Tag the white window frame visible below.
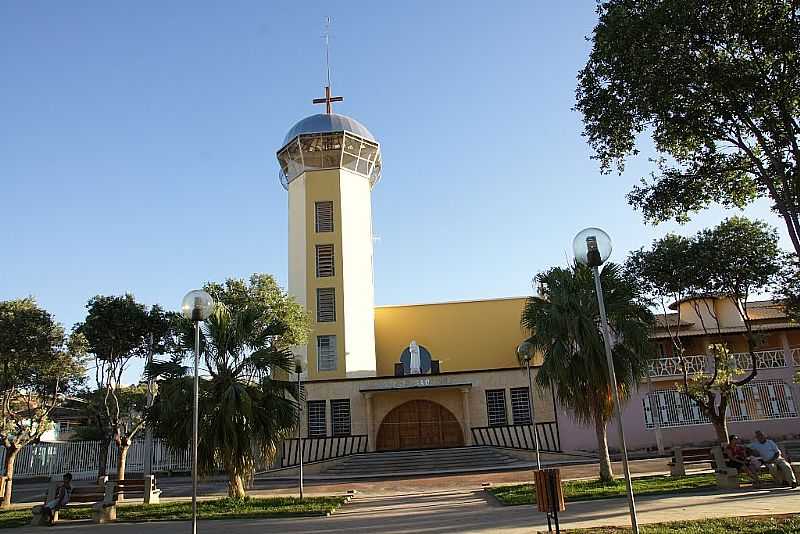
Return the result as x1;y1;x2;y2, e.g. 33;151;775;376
316;288;336;322
317;335;337;371
486;389;507;427
315;201;334;233
510;387;532;425
307;400;326;438
316;244;335;277
330;399;351;437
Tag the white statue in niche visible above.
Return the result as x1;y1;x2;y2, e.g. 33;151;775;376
409;340;421;375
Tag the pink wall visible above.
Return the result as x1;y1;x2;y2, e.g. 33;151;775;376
557;366;800;453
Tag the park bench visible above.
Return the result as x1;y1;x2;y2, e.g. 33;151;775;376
30;475;161;526
668;446;714;476
94;475;162;523
709;446;743;489
779;440;800;479
31;478;107;525
712;441;800;489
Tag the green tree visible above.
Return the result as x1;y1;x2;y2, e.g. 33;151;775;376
626;217;786;442
522;263;652;482
0;299;86;507
576;0;800;255
147;274;307;498
75;295;174;481
204;273;309;348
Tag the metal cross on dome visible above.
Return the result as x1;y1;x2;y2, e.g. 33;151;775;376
313;85;343;114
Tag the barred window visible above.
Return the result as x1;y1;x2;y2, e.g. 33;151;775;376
317;335;337;371
316;288;336;322
486;389;507;426
316;244;335;277
510;387;531;425
307;400;326;438
643;379;798;430
315;201;334;232
330;399;351;436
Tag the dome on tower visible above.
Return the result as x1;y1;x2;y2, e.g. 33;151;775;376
277;111;382;190
282;113;376;146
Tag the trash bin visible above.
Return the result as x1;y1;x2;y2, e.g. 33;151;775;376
534;468;565;532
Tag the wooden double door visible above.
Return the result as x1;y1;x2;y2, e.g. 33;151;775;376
376;399;464;451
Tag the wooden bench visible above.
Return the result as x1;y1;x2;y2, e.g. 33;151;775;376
31;478;108;526
669;446;714;476
94;475;161;523
94;476;162;523
709;446;743;489
779;440;800;479
712;442;800;489
31;475;161;526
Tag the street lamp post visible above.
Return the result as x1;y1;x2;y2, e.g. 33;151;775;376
295;358;304;500
572;228;639;534
181;290;215;534
516;341;541;469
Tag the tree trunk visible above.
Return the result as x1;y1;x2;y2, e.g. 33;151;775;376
709;415;729;445
1;447;18;508
116;442;130;482
97;437;111;482
227;469;247;499
594;417;614;483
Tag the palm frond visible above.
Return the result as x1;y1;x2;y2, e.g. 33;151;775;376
523;262;653;426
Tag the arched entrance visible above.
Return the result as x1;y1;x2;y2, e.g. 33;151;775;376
376;399;464;451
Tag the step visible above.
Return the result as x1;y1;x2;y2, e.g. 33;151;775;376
321;446;526;476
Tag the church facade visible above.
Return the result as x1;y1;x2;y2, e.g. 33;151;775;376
274;95;800;469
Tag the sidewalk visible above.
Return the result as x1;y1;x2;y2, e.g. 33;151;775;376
9;457;673;504
11;485;799;533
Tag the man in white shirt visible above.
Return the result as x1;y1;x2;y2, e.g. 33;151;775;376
749;430;797;488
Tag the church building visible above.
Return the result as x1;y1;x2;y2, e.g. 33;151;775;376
274;89;800;469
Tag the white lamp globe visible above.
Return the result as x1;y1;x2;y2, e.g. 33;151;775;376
573;227;612;267
181;290;215;322
516;341;534;363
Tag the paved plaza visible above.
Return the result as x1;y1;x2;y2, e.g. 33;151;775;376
10;458;669;504
10;485;800;533
9;458;799;533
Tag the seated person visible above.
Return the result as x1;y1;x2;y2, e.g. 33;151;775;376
41;472;73;525
749;430;798;489
724;434;760;486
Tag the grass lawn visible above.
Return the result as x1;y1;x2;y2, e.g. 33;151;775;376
567;514;800;533
489;473;772;506
0;496;346;529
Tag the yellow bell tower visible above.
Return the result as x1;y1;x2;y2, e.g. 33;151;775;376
277;86;381;380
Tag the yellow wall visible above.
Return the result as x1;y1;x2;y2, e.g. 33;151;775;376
301;169;346;380
290;167;378;380
374;297;535;376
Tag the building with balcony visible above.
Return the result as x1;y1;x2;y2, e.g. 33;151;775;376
276;91;799;468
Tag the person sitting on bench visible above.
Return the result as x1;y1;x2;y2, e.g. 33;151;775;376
41;472;73;525
724;435;761;486
749;431;798;489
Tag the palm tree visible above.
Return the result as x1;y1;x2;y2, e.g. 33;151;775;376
147;304;298;498
521;262;652;482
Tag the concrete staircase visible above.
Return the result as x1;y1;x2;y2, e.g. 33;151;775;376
321;446;525;477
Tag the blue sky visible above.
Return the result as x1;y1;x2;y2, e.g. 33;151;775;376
0;2;785;382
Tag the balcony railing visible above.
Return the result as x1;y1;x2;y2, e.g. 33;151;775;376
732;350;786;370
649;348;796;378
648;355;705;377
